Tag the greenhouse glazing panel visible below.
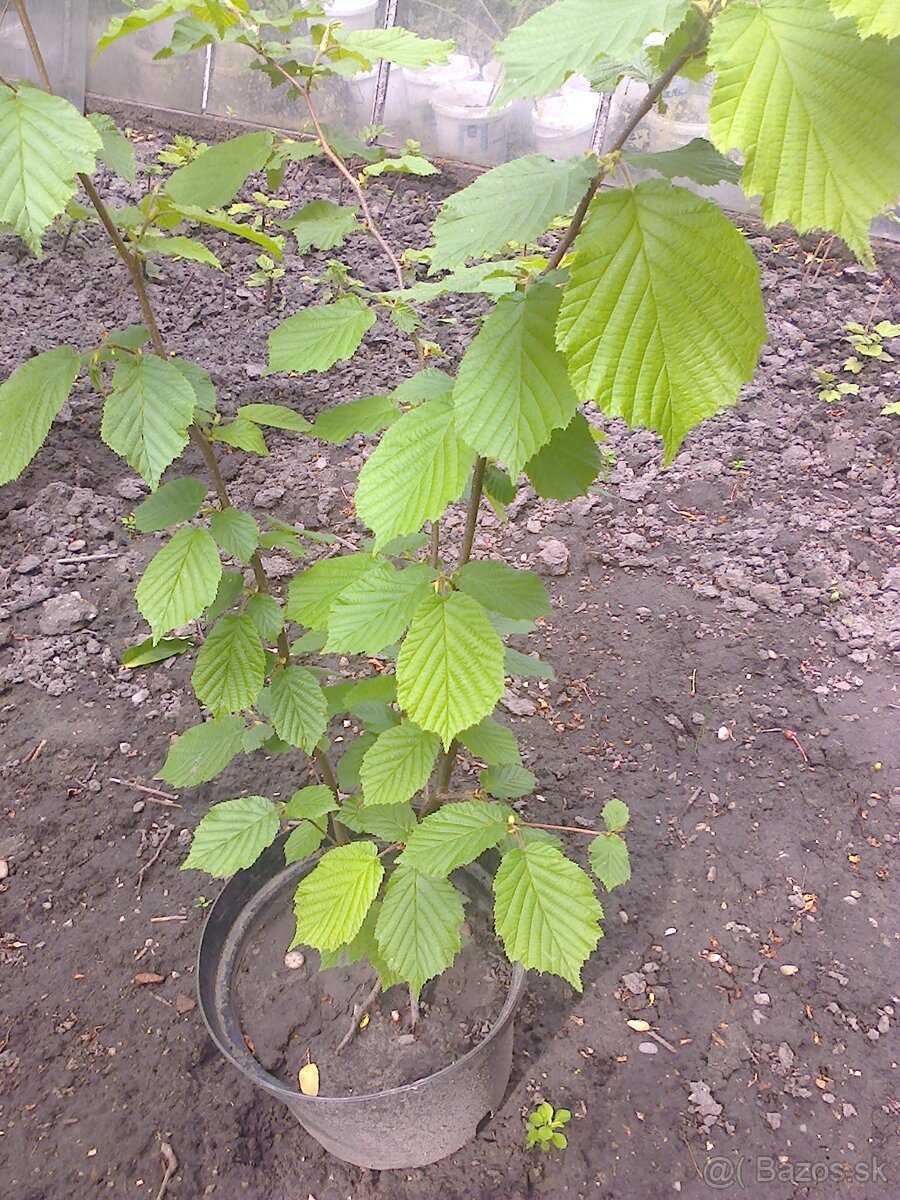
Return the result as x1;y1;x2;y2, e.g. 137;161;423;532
0;0;87;108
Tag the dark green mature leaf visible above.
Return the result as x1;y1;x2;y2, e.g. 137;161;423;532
454;283;578;478
171;358;217;418
557;181;766;464
157;714;246;787
375;865;464;997
430;155;597;272
192;614;265;714
206;569;244;622
166;131;274;209
0;348;80;486
0;85;101;253
267;297;376;374
360;722;440;807
481;763;537;799
283;785;337;864
245;593;284;642
292;842;384;952
136;526;222;639
285;553;380;629
459;717;521;766
101;356;196;489
311;393;400;443
324;563;432;655
493;842;604;990
134;477;207;532
397;592;506;748
504;647;556;681
280;200;361;252
183;795;280;877
284;821;326;865
525;412;601;501
588;832;631;890
400;800;511;877
456;561;550;621
210;508;259;563
268;666;328;752
122;635;192;668
623;138;742;186
337;733;377;792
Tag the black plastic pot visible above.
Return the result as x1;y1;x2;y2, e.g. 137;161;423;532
197;838;526;1169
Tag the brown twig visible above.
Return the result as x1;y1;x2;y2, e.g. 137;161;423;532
335;979;382;1055
155;1141;178;1200
137;826;172;896
110;778;182;807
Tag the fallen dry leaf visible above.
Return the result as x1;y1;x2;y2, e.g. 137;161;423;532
299;1062;320;1096
133;972;165;986
626;1019;651;1032
175;993;196;1015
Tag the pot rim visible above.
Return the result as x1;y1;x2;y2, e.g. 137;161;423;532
197;851;527;1107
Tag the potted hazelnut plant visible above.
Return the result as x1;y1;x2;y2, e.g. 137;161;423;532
1;0;896;1172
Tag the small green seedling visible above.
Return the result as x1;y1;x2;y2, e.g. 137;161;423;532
246;253;286;309
157;134;208;167
815;369;859;403
843;320;899;372
196;895;213;910
526;1103;571;1152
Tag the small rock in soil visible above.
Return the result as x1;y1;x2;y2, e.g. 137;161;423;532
765;1112;782;1130
537;538;569;576
174;993;196;1015
133;972;165;986
638;1042;658;1055
115;476;146;501
38;591;97;636
284;951;305;970
16;555;41;575
622;972;647;995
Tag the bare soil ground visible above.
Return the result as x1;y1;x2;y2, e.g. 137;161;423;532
1;130;898;1200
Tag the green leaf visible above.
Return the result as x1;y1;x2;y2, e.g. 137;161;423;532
268;666;328;752
504;647;556;681
280;199;361;252
157;714;246;787
192;614;265;715
210;508;259;563
207;568;244;622
0;85;101;254
291;842;384;952
830;0;900;39
339;797;418;842
95;1;195;51
211;418;269;455
122;635;192;668
454;284;578;478
391;368;455;406
360;722;440;807
336;27;454;69
284;821;327;865
133;477;207;532
337;733;376;792
355;396;475;550
319;902;401;989
165;201;284;257
101;355;196;489
324;563;431;655
166;132;274;209
481;763;537;800
602;797;630;832
588;832;631;890
245;593;284;641
183;795;279;877
374;865;464;998
171;358;217;419
431;155;597;272
284;785;338;822
363;153;438;179
707;0;900;265
483;464;516;511
267;297;376;374
285;553;380;629
556;181;766;464
525;411;601;501
136;526;222;639
140;234;222;268
0;347;80;486
623;138;742;186
236;402;312;432
311;393;400;443
459;717;521;766
87;112;137;183
456;561;550;621
242;722;273;752
400;800;511;877
493;0;690;105
493;843;603;990
397;592;506;749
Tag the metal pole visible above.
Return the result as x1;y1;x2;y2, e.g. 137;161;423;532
371;0;399;131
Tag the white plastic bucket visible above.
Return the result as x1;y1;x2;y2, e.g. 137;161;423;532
431;80;509;166
532;91;600;160
402;54;479;116
324;0;378;33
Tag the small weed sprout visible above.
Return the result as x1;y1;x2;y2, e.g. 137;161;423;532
526;1103;571;1152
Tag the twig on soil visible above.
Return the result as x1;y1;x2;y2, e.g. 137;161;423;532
336;979;382;1055
155;1140;178;1200
645;1029;678;1055
150;914;189;923
110;778;181;807
137;826;172;896
57;552;120;565
25;739;47;763
682;1136;704;1182
409;988;420;1034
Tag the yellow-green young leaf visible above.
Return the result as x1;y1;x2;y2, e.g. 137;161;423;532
192;614;265;715
280;199;362;252
454;284;579;478
480;763;537;800
557;181;766;464
210;508;259;563
374;865;464;998
588;832;631;890
455;561;550;621
493;843;604;990
183;795;279;877
101;356;197;489
284;821;327;865
236;403;312;432
459;717;521;766
708;0;900;265
292;842;384;952
324;563;432;655
830;0;900;38
211;418;269;455
602;797;630;832
136;526;222;639
339;797;418;842
355;396;476;550
0;347;80;486
95;1;196;51
140;234;222;269
134;477;207;532
0;85;101;254
283;786;337;862
166;131;274;209
163;201;284;258
285;554;380;629
319;902;401;989
400;800;511;877
525;411;601;501
311;393;400;443
268;666;327;752
493;0;690;105
267;297;376;374
87;112;137;183
360;722;440;807
397;592;506;749
121;635;192;668
336;27;454;69
172;358;217;419
430;154;597;272
157;714;246;787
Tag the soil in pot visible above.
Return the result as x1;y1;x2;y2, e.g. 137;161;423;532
232;897;513;1097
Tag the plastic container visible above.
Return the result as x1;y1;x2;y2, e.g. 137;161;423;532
402;54;479;118
197;838;526;1170
324;0;379;33
431;80;510;167
532;90;600;160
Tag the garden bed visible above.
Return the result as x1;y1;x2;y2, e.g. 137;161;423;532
0;134;897;1200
